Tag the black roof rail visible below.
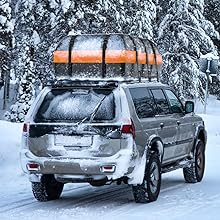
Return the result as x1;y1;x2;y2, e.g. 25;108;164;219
47;78;152;89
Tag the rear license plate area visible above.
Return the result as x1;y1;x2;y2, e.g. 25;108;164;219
55;135;92;148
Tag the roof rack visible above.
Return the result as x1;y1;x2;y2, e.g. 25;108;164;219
53;33;162;82
49;78;150;89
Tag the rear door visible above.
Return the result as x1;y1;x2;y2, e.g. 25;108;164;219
31;87;121;157
164;89;195;157
129;87;178;163
150;89;178;163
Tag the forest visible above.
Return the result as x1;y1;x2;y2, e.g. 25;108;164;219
0;0;219;121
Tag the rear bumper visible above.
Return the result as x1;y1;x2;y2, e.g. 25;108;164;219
21;149;134;183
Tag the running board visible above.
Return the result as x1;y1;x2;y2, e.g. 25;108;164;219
162;158;193;173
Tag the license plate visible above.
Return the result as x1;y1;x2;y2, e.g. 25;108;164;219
55;135;92;146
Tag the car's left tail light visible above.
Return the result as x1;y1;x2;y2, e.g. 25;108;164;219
22;123;29;149
23;123;29;133
121;119;135;138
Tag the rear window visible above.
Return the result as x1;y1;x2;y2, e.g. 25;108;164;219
35;88;115;122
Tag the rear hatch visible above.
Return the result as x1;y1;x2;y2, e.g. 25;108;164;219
28;86;122;158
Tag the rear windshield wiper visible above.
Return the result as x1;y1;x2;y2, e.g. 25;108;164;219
75;94;108;129
89;95;108;122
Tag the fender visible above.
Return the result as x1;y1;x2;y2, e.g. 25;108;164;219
128;135;164;185
146;135;164;162
192;125;207;153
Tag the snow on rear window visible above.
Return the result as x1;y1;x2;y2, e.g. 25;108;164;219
35;88;115;122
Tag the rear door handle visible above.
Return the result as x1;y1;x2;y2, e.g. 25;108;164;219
160;123;164;128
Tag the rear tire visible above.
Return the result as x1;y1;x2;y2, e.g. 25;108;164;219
183;139;205;183
132;153;161;203
32;174;64;202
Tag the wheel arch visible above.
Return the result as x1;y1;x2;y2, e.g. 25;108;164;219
147;135;164;162
128;135;164;185
193;125;207;152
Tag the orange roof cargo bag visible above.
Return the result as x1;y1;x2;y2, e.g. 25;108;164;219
53;34;162;81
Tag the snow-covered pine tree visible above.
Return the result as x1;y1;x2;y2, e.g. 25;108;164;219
204;0;220;97
204;0;220;49
157;0;219;100
0;0;13;104
70;0;156;39
5;0;36;122
33;0;76;85
123;0;156;39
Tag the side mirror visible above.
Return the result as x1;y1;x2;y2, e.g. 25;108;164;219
185;101;194;114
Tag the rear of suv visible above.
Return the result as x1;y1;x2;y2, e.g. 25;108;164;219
21;79;206;203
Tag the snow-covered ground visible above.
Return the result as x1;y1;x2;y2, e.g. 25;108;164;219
0;96;220;220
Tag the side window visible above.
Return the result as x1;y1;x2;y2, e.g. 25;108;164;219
165;89;183;113
129;87;155;118
150;89;170;115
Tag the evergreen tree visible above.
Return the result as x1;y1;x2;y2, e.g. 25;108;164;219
0;0;13;102
157;0;219;100
70;0;156;39
33;0;75;85
204;0;220;97
204;0;220;45
5;0;36;121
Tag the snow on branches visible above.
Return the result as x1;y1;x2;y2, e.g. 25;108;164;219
157;0;219;100
3;0;220;121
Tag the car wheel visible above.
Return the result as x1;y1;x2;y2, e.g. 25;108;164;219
32;174;64;202
183;139;205;183
132;153;161;203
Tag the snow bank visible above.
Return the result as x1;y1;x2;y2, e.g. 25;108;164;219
0;122;23;179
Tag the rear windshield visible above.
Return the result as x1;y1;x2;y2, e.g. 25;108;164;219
35;88;115;122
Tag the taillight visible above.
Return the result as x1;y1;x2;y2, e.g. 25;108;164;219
121;119;135;138
23;123;29;133
22;123;29;149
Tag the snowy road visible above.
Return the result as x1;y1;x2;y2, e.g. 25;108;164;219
1;98;220;220
1;169;220;220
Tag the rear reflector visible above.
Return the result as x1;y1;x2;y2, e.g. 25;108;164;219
100;165;116;173
26;163;40;171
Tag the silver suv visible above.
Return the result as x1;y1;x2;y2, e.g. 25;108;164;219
21;79;206;203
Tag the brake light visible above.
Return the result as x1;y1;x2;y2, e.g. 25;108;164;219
121;119;135;138
23;123;29;133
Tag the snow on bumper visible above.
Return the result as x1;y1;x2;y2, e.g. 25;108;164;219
20;148;134;182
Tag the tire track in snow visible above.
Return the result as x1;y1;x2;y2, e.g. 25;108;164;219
102;182;186;218
0;184;130;214
0;179;189;215
0;184;90;213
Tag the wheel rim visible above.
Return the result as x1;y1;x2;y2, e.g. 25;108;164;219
196;145;205;178
149;161;159;194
